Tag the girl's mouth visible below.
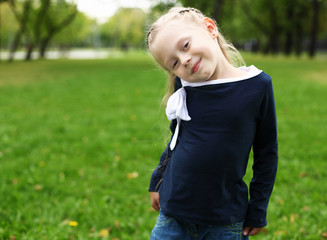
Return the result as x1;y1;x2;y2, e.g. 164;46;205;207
191;58;201;74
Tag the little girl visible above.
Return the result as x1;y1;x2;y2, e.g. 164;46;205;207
146;7;278;240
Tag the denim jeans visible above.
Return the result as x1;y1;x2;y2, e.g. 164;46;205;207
150;211;249;240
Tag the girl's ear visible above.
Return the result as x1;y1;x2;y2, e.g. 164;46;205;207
203;17;218;39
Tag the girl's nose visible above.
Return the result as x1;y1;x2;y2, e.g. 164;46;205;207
183;56;191;67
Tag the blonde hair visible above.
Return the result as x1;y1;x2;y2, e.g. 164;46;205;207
146;7;245;105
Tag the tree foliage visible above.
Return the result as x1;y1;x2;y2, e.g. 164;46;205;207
100;8;146;49
52;11;95;48
146;1;177;29
0;3;18;48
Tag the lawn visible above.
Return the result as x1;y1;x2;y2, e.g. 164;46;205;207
0;52;326;239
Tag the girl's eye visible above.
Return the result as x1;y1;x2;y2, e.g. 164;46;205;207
183;42;189;50
173;60;178;69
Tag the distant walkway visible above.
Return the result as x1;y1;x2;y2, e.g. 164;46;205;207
0;49;123;60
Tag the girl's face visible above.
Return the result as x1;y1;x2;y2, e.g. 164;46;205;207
150;18;224;83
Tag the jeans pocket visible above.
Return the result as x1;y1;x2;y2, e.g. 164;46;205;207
223;221;246;240
224;221;243;233
155;211;173;227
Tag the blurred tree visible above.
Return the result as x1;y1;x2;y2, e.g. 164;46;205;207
0;1;18;57
38;0;77;58
5;0;77;61
309;0;319;57
25;0;51;59
100;8;146;49
28;0;78;59
150;1;177;13
146;1;177;28
239;0;286;54
7;0;32;61
179;0;224;21
53;11;95;50
281;0;309;56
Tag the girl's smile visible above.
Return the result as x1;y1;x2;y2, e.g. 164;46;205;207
191;58;201;74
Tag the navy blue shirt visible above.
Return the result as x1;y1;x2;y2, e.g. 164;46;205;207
149;69;278;227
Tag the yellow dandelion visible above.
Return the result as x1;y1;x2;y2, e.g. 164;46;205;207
114;155;120;162
12;179;18;185
274;230;286;236
34;184;42;191
114;220;120;228
69;221;78;227
98;228;109;237
127;171;139;179
290;214;297;223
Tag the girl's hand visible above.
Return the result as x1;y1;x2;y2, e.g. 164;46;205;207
150;192;160;212
242;227;262;236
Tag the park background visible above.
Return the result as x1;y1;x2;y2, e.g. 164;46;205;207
0;0;327;239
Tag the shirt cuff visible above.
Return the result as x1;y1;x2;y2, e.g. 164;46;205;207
244;204;268;228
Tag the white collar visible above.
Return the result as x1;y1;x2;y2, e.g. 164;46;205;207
181;65;262;87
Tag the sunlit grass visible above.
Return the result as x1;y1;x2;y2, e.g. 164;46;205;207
0;53;326;239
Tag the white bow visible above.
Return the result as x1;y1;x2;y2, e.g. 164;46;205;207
165;88;191;150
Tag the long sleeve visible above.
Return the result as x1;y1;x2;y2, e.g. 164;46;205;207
148;77;182;192
148;120;176;192
245;78;278;227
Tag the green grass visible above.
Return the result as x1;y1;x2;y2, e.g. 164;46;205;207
0;53;326;239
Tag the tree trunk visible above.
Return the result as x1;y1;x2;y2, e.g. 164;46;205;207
284;32;293;55
294;22;304;56
309;0;319;57
39;36;51;58
284;3;294;55
39;8;77;59
25;42;34;60
240;0;271;54
268;1;279;54
9;31;22;61
34;0;50;45
293;2;307;57
8;0;31;62
213;0;224;22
